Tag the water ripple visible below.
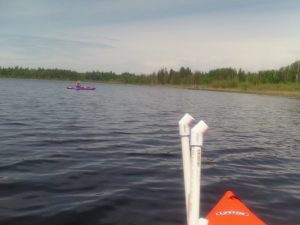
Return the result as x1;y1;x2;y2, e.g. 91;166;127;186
0;78;299;225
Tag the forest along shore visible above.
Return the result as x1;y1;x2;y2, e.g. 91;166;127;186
1;61;299;99
196;87;300;99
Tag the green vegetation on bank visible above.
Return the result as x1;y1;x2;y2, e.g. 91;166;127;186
1;61;300;97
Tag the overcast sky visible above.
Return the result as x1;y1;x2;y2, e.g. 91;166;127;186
1;0;300;73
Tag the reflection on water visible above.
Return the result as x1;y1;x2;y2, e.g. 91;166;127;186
0;78;299;225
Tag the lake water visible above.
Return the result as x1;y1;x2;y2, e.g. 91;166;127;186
0;78;299;225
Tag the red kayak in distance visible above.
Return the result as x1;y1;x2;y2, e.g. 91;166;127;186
206;190;267;225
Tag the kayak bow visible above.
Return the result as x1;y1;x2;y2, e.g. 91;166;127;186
206;190;266;225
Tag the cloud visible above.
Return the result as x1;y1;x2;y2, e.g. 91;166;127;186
0;0;299;73
2;0;298;30
0;34;116;70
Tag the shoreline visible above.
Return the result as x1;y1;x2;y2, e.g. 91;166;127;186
189;86;300;99
1;76;300;99
148;84;300;99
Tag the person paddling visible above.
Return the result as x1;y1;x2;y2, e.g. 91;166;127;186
76;80;81;88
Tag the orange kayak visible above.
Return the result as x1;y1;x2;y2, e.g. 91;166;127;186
206;190;266;225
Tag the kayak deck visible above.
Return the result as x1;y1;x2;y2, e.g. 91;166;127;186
206;190;266;225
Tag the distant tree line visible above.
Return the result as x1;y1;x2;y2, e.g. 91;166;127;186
0;61;299;90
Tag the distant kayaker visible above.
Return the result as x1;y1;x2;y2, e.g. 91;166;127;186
76;80;81;88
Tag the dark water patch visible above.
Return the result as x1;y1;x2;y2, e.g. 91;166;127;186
127;152;176;158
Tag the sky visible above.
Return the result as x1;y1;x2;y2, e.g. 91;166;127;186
0;0;300;74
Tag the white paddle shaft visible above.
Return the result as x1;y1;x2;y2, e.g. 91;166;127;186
179;113;195;225
189;146;201;225
189;120;208;225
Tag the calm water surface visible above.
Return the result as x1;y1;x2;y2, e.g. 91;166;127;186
0;78;299;225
